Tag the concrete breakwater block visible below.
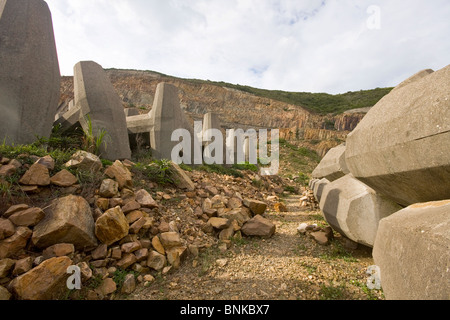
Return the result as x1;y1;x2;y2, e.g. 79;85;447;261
319;174;402;247
345;65;450;206
373;200;450;300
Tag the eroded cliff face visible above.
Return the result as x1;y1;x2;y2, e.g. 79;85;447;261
59;69;367;158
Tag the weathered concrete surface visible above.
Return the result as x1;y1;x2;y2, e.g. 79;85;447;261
0;0;61;145
53;104;81;134
124;108;140;117
74;61;131;161
320;174;402;247
312;144;350;182
346;65;450;206
150;83;192;160
373;200;450;300
394;69;434;91
313;178;330;203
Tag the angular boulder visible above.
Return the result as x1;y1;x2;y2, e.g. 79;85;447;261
313;178;330;203
170;162;195;191
74;61;131;161
243;199;267;216
241;215;276;238
312;144;350;182
319;174;402;247
345;65;450;206
0;0;61;145
9;256;72;300
373;200;450;300
0;227;32;259
32;195;98;250
95;206;129;245
65;151;102;172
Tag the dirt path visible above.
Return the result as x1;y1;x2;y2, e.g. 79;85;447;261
127;195;384;301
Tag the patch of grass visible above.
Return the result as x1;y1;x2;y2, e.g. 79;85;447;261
319;240;359;263
133;159;175;185
112;268;139;291
232;162;259;172
319;283;346;300
195;164;244;178
198;246;221;276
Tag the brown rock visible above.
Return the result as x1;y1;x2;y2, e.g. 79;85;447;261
104;160;133;189
241;215;276;238
134;248;148;262
228;197;243;209
35;155;55;170
12;257;33;276
111;247;122;260
274;202;288;213
158;221;170;233
122;200;141;214
126;210;143;224
109;198;123;208
42;243;75;260
121;242;142;254
166;249;180;269
152;236;165;255
8;207;45;227
0;227;32;259
0;218;15;240
64;151;102;172
129;217;147;234
0;258;15;278
77;262;93;282
310;231;330;246
116;253;137;270
50;170;78;187
32;195;97;250
243;199;268;215
208;217;231;230
135;189;158;209
91;244;108;260
0;285;11;300
147;251;166;271
19;163;50;186
159;232;182;249
95;278;117;296
121;273;136;294
99;179;119;198
219;225;235;241
96;198;110;211
170;162;195;191
95;206;129;246
0;165;17;177
9;256;72;300
3;204;29;219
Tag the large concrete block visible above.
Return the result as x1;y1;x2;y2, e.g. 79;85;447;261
74;61;131;161
373;200;450;300
313;178;330;203
320;174;402;247
150;83;192;161
312;144;350;181
0;0;61;145
345;65;450;206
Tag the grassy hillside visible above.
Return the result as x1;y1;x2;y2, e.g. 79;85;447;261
108;68;393;115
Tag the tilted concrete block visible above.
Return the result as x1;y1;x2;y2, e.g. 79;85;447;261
312;144;350;182
313;178;330;204
150;83;193;161
0;0;61;145
346;65;450;206
319;174;402;247
373;200;450;300
74;61;131;161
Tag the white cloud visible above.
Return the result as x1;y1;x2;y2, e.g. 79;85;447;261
46;0;450;94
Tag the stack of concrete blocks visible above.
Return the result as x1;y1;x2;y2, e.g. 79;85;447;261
312;144;350;182
126;113;153;151
312;178;330;204
310;65;450;299
74;61;131;161
150;83;195;161
0;0;61;145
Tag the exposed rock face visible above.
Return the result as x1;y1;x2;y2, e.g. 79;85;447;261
32;195;97;250
346;65;450;206
319;174;402;247
334;113;366;132
74;61;131;161
373;200;450;300
0;0;61;145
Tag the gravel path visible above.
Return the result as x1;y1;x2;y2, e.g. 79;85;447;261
127;195;384;301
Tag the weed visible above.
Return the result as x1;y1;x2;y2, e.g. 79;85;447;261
319;283;346;300
81;115;109;156
112;268;139;290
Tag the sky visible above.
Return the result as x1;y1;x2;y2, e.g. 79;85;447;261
46;0;450;94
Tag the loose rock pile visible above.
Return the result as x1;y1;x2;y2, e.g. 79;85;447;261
0;151;285;300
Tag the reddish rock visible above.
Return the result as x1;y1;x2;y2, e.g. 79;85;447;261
241;215;276;238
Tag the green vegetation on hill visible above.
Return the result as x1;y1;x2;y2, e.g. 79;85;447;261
107;68;393;115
